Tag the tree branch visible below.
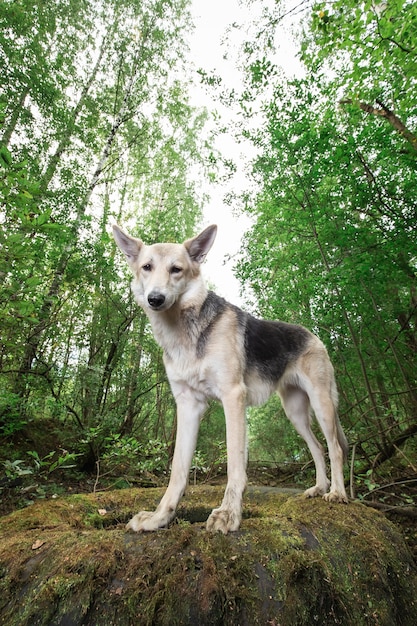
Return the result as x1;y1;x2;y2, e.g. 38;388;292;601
340;98;417;152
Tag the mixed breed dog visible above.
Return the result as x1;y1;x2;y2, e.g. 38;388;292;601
112;223;348;534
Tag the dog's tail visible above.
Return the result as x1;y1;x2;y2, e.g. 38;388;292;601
337;417;349;462
331;380;349;462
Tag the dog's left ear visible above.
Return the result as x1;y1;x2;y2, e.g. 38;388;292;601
184;224;217;263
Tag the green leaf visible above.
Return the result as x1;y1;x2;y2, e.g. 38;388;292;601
0;146;12;167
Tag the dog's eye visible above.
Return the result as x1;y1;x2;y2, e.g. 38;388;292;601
170;266;182;275
142;264;152;272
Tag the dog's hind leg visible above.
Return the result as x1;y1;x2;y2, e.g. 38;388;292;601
126;389;206;532
279;386;331;498
206;384;248;534
307;386;348;503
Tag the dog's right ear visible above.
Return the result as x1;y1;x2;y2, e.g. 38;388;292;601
112;224;142;266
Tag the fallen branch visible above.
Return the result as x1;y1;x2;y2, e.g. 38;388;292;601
360;500;417;520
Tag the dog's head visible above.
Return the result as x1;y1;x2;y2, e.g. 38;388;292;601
112;224;217;312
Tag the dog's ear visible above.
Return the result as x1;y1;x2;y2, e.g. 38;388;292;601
112;224;142;266
184;224;217;263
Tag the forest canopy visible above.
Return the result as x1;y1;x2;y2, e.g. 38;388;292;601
234;0;417;495
1;0;416;505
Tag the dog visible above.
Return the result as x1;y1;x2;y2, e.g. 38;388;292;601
112;223;349;534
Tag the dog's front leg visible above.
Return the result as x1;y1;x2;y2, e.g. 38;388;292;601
126;389;205;532
206;384;248;534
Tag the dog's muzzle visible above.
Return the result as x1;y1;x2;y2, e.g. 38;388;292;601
147;292;166;310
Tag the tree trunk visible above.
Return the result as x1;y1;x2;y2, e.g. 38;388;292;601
1;87;30;147
39;33;111;192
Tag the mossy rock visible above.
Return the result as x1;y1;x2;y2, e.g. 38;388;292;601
0;485;416;625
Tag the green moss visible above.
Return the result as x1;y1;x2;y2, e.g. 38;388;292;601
0;486;416;625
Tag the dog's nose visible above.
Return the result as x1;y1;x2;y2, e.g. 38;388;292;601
147;292;166;309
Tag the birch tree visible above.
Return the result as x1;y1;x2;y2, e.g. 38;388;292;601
0;0;213;436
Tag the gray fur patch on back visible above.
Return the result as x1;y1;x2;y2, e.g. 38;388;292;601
195;292;228;357
180;291;228;358
184;291;310;381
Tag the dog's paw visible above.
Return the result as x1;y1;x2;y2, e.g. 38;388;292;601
126;511;167;532
323;491;348;504
303;483;329;499
206;507;241;534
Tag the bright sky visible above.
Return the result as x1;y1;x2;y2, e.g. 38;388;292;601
187;0;252;304
187;0;302;305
